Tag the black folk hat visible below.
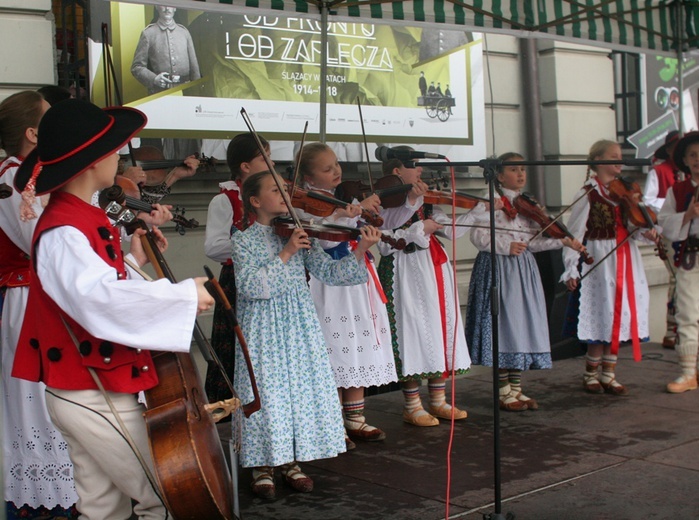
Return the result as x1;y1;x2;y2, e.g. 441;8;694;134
15;99;146;198
654;130;680;161
672;131;699;175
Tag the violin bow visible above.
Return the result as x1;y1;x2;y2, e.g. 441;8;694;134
290;121;308;200
101;23;138;169
240;108;303;228
577;230;635;283
203;266;261;418
356;97;375;192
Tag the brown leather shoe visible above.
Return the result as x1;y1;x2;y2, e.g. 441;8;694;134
346;421;386;441
583;374;604;394
251;467;275;499
499;390;528;411
599;378;629;396
514;392;539;410
281;463;314;493
662;335;677;349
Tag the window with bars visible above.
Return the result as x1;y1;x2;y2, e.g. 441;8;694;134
612;52;643;148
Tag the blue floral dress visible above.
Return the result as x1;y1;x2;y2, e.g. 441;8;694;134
232;222;368;468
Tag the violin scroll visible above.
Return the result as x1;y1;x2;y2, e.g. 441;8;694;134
607;177;657;228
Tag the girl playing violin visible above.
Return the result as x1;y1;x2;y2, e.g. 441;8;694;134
296;142;424;448
377;148;484;426
204;133;270;405
466;153;585;411
232;170;381;499
658;131;699;393
562;140;656;396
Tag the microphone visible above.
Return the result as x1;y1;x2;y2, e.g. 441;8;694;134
374;146;445;162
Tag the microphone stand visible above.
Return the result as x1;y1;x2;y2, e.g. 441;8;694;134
417;156;650;520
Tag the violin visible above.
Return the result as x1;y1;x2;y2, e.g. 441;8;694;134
607;176;657;228
0;182;11;199
118;145;212;186
286;180;384;227
335;175;414;210
99;176;199;234
513;192;595;265
272;216;407;250
608;176;669;260
423;189;488;210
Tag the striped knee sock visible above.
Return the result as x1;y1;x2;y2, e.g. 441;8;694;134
428;382;446;408
599;354;617;384
584;354;601;381
343;399;378;432
402;386;425;413
508;370;522;393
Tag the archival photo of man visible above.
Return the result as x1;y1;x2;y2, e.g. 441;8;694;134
131;5;201;95
131;4;201;158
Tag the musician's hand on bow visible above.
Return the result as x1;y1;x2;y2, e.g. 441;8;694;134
194;277;215;314
509;241;528;256
561;237;586;253
642;228;659;242
137;203;173;227
122;165;147;186
335;203;362;219
408;180;429;204
360;194;382;215
280;228;311;263
565;277;579;292
422;218;443;236
683;196;699;226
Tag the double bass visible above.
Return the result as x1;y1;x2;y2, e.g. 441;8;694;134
99;26;254;519
128;219;259;520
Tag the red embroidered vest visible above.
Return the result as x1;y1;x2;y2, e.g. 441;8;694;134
655;161;679;198
671;179;696;213
585;188;619;240
12;192;159;393
221;183;246;232
0;159;31;288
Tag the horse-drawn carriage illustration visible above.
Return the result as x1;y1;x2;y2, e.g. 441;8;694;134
417;95;455;122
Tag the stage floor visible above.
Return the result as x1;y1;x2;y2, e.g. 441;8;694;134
218;342;699;520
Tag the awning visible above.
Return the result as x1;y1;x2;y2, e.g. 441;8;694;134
128;0;699;57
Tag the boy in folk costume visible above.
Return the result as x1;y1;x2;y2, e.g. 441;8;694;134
12;99;214;519
643;130;682;349
658;131;699;393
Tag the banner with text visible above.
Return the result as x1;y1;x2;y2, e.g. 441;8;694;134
93;2;484;151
